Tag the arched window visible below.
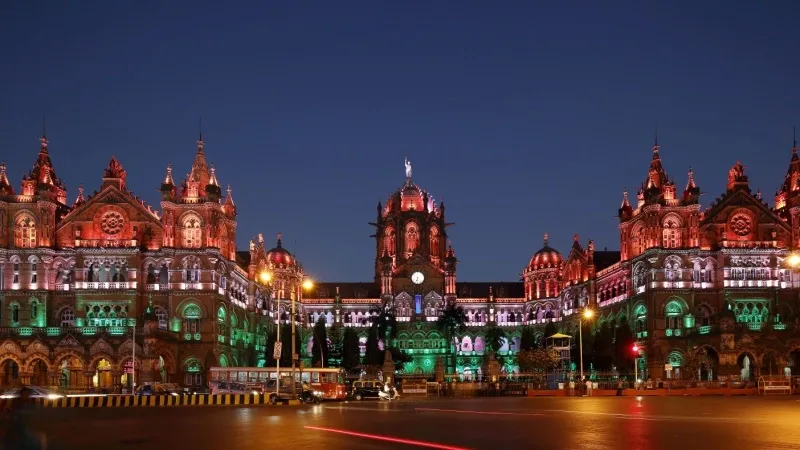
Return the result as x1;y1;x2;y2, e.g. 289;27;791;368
384;226;396;257
155;306;168;330
405;222;419;255
664;256;682;282
60;307;75;327
10;304;20;324
633;263;648;289
15;215;36;248
429;226;440;258
662;216;682;249
630;222;645;256
182;302;202;334
664;299;684;331
696;304;712;328
182;214;202;249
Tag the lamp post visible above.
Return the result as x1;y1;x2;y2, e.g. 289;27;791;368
632;343;640;388
260;271;281;398
578;308;594;384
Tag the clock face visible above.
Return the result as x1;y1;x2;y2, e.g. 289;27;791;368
411;271;425;285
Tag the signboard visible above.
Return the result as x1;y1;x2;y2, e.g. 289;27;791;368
664;364;673;371
273;342;283;359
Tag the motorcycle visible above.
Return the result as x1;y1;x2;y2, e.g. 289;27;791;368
378;386;399;401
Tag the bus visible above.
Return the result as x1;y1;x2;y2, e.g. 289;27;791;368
208;366;347;400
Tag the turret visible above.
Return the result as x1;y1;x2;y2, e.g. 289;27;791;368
160;163;177;201
682;167;701;205
618;189;633;221
101;156;127;191
726;161;749;193
205;163;222;201
0;162;13;196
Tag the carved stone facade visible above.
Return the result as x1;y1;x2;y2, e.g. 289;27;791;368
304;141;800;381
0;132;297;391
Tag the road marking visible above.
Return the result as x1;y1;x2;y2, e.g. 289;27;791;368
538;409;769;423
323;406;405;413
415;408;543;417
304;426;471;450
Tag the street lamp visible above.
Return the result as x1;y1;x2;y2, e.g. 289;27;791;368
632;343;640;387
786;252;800;269
578;308;594;384
260;271;281;398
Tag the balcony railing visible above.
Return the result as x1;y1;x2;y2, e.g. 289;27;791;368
75;281;137;290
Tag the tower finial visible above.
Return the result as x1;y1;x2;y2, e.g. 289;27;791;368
276;232;283;247
793;125;797;154
543;232;549;246
199;117;203;142
42;116;47;139
653;124;659;152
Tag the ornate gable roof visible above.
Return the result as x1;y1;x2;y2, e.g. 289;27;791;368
700;188;789;233
59;182;162;230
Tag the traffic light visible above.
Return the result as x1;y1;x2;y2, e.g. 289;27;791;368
632;344;639;353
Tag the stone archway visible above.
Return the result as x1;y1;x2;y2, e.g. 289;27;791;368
24;355;51;387
0;354;22;387
736;351;758;382
53;351;86;390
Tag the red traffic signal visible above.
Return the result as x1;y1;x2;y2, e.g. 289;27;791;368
632;344;639;353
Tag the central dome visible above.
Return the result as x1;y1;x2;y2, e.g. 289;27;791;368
528;233;563;270
265;233;296;267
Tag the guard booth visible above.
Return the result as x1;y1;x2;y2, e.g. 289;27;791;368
758;375;791;395
546;333;573;390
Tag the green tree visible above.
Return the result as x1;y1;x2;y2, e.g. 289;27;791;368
483;325;507;355
311;317;329;367
369;304;398;345
340;327;361;371
364;326;383;367
328;322;343;367
592;322;614;371
613;320;636;374
389;347;413;372
541;322;558;347
436;302;467;372
519;327;539;351
517;348;561;378
278;325;300;368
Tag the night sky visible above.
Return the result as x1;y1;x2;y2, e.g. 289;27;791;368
1;1;799;283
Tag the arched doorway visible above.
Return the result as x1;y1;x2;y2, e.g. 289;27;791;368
93;359;113;389
57;356;85;390
737;353;756;382
761;353;780;377
1;359;20;387
30;359;49;386
696;347;719;381
790;349;800;376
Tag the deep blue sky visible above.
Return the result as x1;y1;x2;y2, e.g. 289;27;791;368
1;1;799;282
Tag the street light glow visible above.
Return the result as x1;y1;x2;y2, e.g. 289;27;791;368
787;253;800;268
303;279;314;290
583;308;594;319
259;271;272;283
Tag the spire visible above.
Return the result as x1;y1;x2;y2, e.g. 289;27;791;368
573;233;579;243
40;117;48;151
188;133;210;188
276;233;283;248
543;232;549;247
164;163;174;185
794;125;797;156
223;184;237;216
620;188;630;208
0;162;13;195
73;184;85;207
208;163;219;186
686;167;696;190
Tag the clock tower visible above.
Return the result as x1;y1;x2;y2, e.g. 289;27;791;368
370;159;453;316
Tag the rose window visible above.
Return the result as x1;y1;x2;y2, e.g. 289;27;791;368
730;213;753;237
100;211;125;235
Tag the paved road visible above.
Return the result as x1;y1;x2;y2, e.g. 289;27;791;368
24;396;800;449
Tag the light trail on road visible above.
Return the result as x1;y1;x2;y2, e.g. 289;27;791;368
304;426;472;450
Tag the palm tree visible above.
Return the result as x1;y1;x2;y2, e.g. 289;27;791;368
369;304;398;347
483;325;507;355
436;302;467;373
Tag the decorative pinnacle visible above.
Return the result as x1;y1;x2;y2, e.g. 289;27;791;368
276;232;283;247
164;163;174;184
543;232;549;246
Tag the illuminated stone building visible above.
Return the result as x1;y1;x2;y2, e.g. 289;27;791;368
0;131;289;391
303;142;800;382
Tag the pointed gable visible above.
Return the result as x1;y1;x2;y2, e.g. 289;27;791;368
56;159;163;249
700;184;790;250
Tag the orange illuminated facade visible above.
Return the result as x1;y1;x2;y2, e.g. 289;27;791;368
0;131;297;391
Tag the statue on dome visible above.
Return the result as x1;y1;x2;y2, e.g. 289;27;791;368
405;157;412;179
258;233;264;244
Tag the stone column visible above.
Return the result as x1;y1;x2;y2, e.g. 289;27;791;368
18;371;33;386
